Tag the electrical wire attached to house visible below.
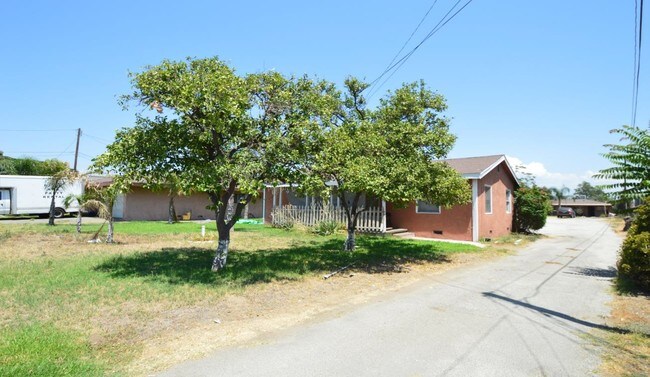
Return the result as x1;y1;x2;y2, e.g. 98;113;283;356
364;0;475;100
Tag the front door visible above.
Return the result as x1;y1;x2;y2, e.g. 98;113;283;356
0;189;10;215
112;194;125;219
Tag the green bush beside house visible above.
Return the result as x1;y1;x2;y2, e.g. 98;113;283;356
618;199;650;291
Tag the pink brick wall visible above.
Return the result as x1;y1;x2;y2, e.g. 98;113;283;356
388;161;517;241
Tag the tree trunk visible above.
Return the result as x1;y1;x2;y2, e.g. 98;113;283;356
106;218;114;243
48;194;56;226
344;227;356;251
76;211;82;233
340;191;361;252
211;226;231;272
168;195;177;224
209;186;252;272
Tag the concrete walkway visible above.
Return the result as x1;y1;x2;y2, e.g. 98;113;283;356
160;217;620;377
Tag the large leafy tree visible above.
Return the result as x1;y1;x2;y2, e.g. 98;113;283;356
305;78;471;251
0;154;16;174
595;125;650;203
573;181;609;202
92;122;184;224
0;157;68;176
93;57;336;271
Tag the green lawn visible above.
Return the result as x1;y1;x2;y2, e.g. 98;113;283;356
0;221;481;376
1;219;269;235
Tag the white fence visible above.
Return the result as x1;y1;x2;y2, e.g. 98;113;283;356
271;205;386;233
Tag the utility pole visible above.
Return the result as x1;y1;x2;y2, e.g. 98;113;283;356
73;128;81;171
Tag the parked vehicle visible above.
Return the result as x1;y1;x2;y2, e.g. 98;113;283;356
557;207;576;218
0;175;84;217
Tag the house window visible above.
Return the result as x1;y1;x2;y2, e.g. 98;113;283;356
416;200;441;214
506;189;512;213
484;185;492;214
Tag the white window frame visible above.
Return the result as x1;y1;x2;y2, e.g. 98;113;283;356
484;185;493;214
506;189;512;213
416;200;441;214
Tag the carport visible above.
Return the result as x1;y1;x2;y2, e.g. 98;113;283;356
551;198;612;217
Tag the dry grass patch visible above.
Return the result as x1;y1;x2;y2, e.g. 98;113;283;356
607;216;628;236
599;292;650;377
595;216;649;377
481;232;545;254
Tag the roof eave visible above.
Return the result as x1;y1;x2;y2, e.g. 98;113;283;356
476;156;520;187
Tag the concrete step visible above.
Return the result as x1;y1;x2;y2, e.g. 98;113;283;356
393;232;416;238
385;228;409;234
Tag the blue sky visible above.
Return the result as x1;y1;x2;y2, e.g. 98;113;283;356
0;0;645;189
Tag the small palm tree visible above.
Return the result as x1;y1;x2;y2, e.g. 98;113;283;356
550;186;570;216
63;192;90;233
45;169;77;226
85;182;125;243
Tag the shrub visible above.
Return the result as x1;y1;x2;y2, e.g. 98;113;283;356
513;186;551;233
313;220;341;236
270;210;295;230
627;198;650;235
273;218;294;230
618;199;650;291
618;232;650;291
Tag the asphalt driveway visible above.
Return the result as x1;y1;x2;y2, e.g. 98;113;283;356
160;217;621;377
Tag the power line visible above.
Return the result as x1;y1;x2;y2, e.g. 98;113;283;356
632;0;639;126
77;152;96;160
369;0;465;88
3;151;75;155
365;0;475;99
632;0;644;127
54;138;77;160
83;133;112;144
380;1;440;81
0;128;77;132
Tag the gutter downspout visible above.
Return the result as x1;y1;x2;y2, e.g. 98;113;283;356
472;180;479;242
381;200;387;232
262;188;266;224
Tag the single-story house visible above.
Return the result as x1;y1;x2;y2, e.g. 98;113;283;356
86;176;264;221
88;154;518;240
263;154;520;242
552;198;612;217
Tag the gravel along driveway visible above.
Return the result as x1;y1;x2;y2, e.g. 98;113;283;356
159;217;621;377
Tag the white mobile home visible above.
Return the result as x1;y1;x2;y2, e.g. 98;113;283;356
0;175;84;217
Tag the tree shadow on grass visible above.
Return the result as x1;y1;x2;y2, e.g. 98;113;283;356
94;236;453;287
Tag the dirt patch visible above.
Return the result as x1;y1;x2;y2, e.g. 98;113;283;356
125;250;503;376
610;295;650;331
